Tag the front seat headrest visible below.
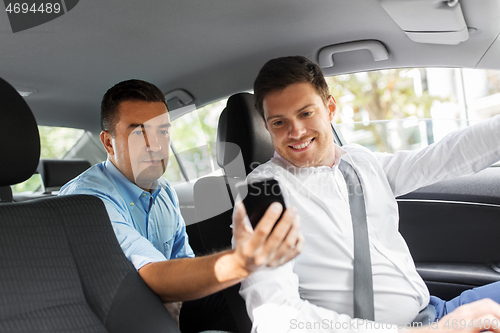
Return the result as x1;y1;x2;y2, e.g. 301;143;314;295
0;78;40;186
216;93;274;176
38;159;92;193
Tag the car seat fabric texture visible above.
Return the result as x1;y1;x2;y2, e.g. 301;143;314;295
0;194;179;333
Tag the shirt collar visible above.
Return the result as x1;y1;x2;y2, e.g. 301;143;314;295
272;143;347;171
104;159;161;205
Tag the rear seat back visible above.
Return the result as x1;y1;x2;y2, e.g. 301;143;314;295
13;158;92;202
0;186;13;203
192;92;275;333
38;158;92;193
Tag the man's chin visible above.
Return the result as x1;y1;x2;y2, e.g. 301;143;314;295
133;165;166;190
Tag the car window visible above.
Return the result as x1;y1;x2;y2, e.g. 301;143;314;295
164;98;228;184
328;68;500;153
11;126;85;193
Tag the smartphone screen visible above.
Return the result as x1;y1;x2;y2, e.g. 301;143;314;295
237;178;286;230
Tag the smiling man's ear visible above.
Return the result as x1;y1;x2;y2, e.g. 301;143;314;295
327;95;337;121
100;130;115;156
263;118;269;131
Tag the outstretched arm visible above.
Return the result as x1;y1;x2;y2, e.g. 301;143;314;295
376;115;500;197
138;202;304;302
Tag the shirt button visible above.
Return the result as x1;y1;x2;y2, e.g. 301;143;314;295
130;202;134;206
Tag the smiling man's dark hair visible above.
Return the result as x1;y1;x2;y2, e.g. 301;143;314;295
253;56;330;120
101;79;167;136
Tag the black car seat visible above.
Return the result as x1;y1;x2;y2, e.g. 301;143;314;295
192;93;274;333
0;186;13;203
0;77;179;333
13;159;93;202
38;158;92;193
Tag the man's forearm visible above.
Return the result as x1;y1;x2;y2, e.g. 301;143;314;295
139;202;302;302
139;249;249;302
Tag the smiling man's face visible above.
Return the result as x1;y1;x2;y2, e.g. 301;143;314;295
101;100;170;191
263;82;337;168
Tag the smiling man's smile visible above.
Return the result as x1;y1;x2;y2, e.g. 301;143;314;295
290;138;314;151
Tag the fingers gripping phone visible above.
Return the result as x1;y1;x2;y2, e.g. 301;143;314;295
237;178;286;230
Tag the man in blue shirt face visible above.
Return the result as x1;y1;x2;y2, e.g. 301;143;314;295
102;99;171;192
60;79;304;332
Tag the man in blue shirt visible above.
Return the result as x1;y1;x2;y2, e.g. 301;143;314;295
60;79;303;332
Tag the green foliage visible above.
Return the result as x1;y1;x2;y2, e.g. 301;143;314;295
327;69;447;151
38;126;84;159
166;99;227;183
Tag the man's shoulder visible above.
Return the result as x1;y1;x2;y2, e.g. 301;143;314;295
59;162;118;197
342;142;374;155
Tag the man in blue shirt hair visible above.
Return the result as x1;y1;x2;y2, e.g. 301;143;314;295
60;79;303;333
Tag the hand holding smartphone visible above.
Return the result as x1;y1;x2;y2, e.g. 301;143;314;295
237;178;286;230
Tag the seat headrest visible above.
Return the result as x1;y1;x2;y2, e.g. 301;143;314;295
216;93;274;176
0;78;40;186
38;159;92;192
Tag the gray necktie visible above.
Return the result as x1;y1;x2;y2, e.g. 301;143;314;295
338;160;375;321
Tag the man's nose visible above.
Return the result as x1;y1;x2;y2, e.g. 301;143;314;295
289;120;306;139
144;133;162;152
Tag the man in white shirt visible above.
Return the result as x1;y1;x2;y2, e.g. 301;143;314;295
239;56;500;332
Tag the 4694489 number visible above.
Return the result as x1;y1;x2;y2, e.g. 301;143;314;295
5;2;61;14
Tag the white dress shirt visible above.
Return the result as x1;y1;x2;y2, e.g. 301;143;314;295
239;115;500;333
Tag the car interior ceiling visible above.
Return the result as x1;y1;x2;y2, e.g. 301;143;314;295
1;0;499;136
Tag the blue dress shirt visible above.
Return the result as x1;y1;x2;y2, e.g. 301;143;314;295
59;159;194;270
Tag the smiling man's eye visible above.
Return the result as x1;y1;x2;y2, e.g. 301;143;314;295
273;120;283;126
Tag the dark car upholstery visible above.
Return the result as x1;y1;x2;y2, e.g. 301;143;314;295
0;186;13;203
217;93;275;177
191;93;275;333
13;159;93;202
0;77;179;333
38;158;92;193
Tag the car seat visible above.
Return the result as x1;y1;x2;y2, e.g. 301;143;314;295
0;186;13;203
0;77;179;333
13;159;93;202
38;158;92;193
192;92;274;333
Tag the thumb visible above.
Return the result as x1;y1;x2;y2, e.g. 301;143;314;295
233;201;253;235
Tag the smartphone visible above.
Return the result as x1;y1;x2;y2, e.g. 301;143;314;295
237;178;286;230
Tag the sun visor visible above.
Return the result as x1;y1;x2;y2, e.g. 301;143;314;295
380;0;469;45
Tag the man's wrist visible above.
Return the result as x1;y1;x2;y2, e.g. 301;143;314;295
213;249;251;283
227;249;252;278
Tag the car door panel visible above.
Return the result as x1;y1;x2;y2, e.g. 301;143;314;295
398;167;500;299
